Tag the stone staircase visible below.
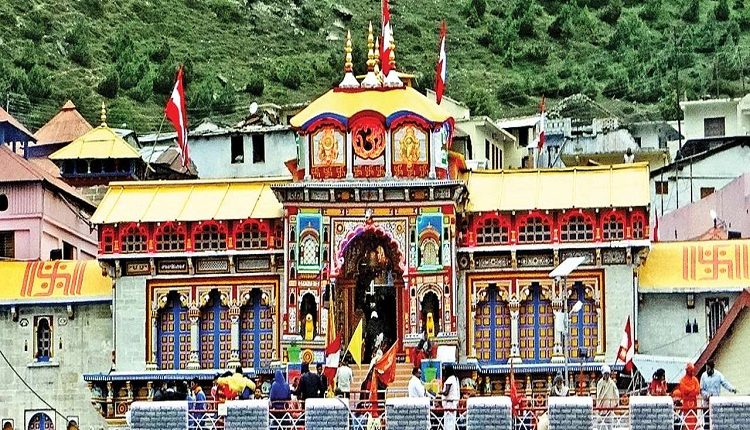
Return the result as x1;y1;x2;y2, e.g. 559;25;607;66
349;362;414;395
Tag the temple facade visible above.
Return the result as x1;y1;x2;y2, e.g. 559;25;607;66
81;26;652;426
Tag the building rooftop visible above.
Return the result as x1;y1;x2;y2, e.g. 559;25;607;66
33;100;93;146
463;162;650;212
0;106;35;141
49;105;140;161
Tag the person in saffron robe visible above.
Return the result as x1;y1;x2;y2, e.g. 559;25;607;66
675;363;701;430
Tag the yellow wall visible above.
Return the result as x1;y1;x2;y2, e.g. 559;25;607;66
715;308;750;395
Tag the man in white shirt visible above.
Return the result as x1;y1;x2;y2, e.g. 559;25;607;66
700;359;737;400
441;364;460;430
408;367;427;398
335;359;354;398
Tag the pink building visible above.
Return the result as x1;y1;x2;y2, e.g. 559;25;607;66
0;145;98;260
658;173;750;241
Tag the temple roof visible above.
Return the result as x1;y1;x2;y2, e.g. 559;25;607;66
0;260;111;305
0;106;35;141
463;162;650;212
289;86;452;130
49;125;141;160
34;100;93;146
91;178;290;224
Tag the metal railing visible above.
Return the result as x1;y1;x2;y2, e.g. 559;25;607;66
673;407;709;430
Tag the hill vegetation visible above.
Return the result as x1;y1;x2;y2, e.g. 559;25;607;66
1;0;749;132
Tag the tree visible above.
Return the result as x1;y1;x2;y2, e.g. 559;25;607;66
715;0;730;21
276;62;301;90
26;65;51;99
601;0;623;24
97;69;120;98
471;0;486;18
69;41;93;67
244;75;264;96
682;0;700;23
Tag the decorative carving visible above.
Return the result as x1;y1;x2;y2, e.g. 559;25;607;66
560;249;595;265
351;118;386;159
474;255;512;269
317;129;340;165
517;253;554;268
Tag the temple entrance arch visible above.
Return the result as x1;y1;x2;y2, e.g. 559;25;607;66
335;226;405;363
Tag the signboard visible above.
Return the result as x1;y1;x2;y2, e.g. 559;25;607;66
0;261;111;305
156;259;189;275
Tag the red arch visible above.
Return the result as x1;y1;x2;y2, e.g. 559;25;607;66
334;223;406;277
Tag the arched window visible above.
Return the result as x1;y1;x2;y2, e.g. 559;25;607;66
35;316;52;362
475;215;510;245
419;238;440;267
193;223;227;251
241;289;273;369
119;223;148;253
518;216;551;244
474;285;510;363
158;292;190;370
602;213;625;241
101;226;115;253
27;413;54;430
299;233;320;266
560;214;594;242
155;223;186;252
199;291;231;369
235;221;269;250
631;212;646;239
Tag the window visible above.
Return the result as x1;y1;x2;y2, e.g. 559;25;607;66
194;223;227;251
231;135;244;164
602;214;625;241
236;222;268;250
35;316;53;361
518;216;551;243
0;193;8;211
655;181;668;195
560;215;593;242
518;129;529;147
476;217;509;245
700;187;715;199
299;234;320;266
704;117;726;137
62;241;75;259
634;137;642;147
155;224;186;252
706;297;729;339
120;225;148;253
0;231;14;258
632;218;645;240
419;238;440;267
485;140;490;167
252;135;265;163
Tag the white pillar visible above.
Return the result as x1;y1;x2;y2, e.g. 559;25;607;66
304;134;312;180
228;305;241;369
509;303;521;363
146;316;158;370
385;129;393;177
346;131;354;178
187;306;200;369
428;133;436;179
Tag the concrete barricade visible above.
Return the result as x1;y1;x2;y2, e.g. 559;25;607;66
629;396;674;430
128;401;188;430
548;396;593;430
710;396;750;430
225;399;270;430
304;397;349;430
385;397;430;430
466;396;512;430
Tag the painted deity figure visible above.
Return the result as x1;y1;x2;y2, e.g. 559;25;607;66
317;128;339;165
304;314;315;340
399;126;421;166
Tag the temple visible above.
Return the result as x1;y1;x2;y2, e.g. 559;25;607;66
81;23;651;425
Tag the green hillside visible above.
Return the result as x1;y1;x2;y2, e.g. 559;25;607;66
1;0;749;132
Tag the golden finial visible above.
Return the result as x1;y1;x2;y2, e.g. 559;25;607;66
366;22;376;72
344;30;353;73
100;102;107;127
374;37;381;75
389;39;396;71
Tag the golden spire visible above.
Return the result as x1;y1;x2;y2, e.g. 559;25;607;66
389;38;396;71
374;37;381;75
366;21;376;72
344;30;353;73
100;102;107;127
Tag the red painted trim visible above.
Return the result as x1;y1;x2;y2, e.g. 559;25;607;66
695;289;750;371
558;209;597;244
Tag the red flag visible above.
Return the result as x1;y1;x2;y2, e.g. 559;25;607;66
323;334;341;386
165;66;190;169
373;342;398;385
509;365;521;416
616;316;635;372
537;96;546;151
381;0;393;75
434;20;447;105
652;215;660;242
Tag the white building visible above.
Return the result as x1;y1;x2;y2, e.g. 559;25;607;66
679;96;750;141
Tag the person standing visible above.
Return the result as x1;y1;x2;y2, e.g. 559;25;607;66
295;362;322;401
676;363;701;430
270;370;292;409
549;374;569;397
335;359;354;398
648;369;668;396
441;364;460;430
316;363;328;398
596;365;619;409
408;367;428;398
700;359;737;400
191;378;206;412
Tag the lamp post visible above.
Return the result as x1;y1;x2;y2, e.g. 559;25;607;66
550;257;586;385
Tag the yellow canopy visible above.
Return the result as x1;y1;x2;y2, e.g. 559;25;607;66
290;86;452;129
90;178;289;224
49;125;140;160
463;163;650;212
639;240;750;292
0;260;111;305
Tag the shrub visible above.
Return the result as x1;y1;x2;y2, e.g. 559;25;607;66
276;62;301;89
211;0;244;23
601;0;623;24
214;85;237;115
639;0;662;21
150;40;172;63
152;62;177;96
97;69;120;98
715;0;730;21
69;41;92;67
120;58;150;90
471;0;486;18
682;0;700;23
129;74;153;103
298;1;324;31
244;75;264;96
26;65;52;99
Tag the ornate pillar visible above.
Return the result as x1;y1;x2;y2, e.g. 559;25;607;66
509;299;521;363
595;297;605;361
385;129;393;177
551;285;565;363
106;381;114;418
345;131;353;178
228;304;242;369
428;133;436;179
187;304;201;370
146;315;158;370
304;135;312;180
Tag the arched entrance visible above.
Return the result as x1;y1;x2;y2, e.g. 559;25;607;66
336;228;404;363
27;413;54;430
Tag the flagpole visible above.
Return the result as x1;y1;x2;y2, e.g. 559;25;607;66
145;112;167;177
